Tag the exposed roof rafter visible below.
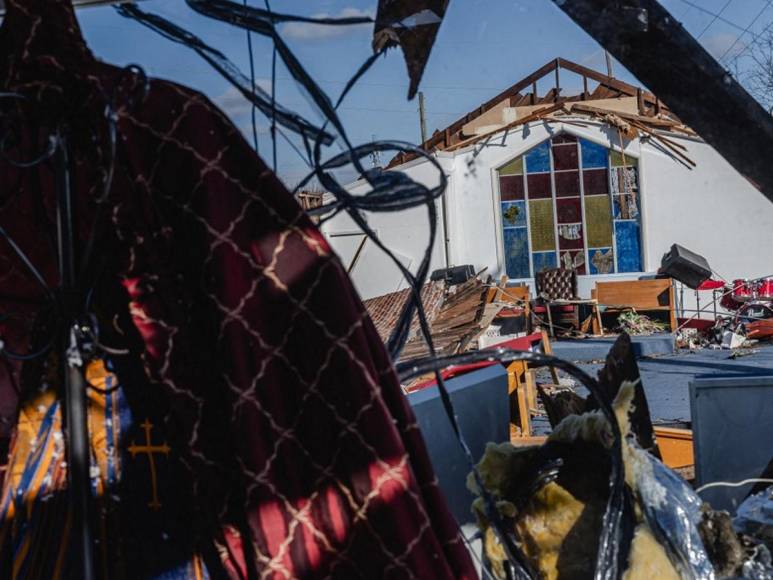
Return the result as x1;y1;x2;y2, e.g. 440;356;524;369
388;57;673;168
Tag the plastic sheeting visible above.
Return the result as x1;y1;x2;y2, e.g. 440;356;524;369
631;446;716;579
735;487;773;549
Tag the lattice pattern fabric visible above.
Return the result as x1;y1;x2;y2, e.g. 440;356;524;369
0;1;475;577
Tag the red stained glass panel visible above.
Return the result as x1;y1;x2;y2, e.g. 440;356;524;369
583;168;608;195
500;175;525;200
527;173;551;199
551;134;577;144
555;170;580;197
552;145;579;170
557;223;584;250
556;197;582;223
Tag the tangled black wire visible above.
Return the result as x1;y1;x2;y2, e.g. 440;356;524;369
122;3;629;577
0;67;145;367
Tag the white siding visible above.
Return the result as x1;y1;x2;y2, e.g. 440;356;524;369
320;156;451;300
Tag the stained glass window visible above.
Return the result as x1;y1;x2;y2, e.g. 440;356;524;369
496;134;642;279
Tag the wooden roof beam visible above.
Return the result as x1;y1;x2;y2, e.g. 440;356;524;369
557;57;662;106
420;57;662;152
571;102;680;127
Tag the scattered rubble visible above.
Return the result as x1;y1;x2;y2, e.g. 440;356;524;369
728;348;761;360
616;310;667;335
363;275;497;362
676;327;712;351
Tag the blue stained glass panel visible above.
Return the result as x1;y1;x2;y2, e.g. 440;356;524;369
501;201;527;228
504;227;530;279
588;247;614;275
615;221;642;272
532;251;557;274
580;139;608;169
525;141;551;173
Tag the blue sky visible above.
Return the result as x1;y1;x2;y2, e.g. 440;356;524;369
74;0;773;186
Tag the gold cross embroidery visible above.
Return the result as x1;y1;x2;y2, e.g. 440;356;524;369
128;419;170;510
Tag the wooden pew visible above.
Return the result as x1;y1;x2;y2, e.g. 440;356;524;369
592;278;677;331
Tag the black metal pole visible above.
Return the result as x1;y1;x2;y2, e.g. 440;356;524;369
55;130;96;580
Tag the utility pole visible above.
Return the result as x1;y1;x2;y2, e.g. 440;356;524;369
605;50;614;78
369;134;381;167
418;91;428;145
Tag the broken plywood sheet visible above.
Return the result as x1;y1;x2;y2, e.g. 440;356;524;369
460;99;516;138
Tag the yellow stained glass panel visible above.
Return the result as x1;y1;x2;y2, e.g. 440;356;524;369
529;199;555;251
499;156;524;176
610;150;638;168
585;195;614;247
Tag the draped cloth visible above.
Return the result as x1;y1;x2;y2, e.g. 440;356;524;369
0;1;476;577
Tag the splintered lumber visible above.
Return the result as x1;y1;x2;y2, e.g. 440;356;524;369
398;277;493;361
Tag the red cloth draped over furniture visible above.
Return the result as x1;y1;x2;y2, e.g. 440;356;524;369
0;1;475;577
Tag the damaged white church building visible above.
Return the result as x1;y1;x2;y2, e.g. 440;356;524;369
321;59;773;305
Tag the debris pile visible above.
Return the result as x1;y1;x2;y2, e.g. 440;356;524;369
400;276;498;359
676;327;712;350
616;310;667;335
469;382;717;579
467;333;773;578
688;279;773;350
363;280;446;345
364;275;500;362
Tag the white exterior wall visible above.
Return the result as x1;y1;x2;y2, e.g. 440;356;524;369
640;138;773;283
320;156;451;300
322;118;773;308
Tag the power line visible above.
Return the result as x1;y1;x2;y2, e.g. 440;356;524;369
160;67;505;91
338;105;461;115
727;13;773;61
249;99;464;115
274;75;500;91
719;0;773;61
696;0;733;39
676;0;766;41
